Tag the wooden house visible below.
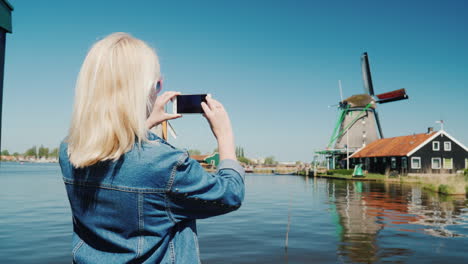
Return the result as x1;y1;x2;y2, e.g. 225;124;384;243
190;152;220;169
348;129;468;175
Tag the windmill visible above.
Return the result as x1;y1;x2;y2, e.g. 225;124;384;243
327;52;409;152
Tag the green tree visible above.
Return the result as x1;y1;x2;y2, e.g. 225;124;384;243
38;145;49;158
1;149;9;156
235;146;245;158
49;148;59;158
264;156;277;165
25;146;37;157
188;149;201;156
238;156;251;165
13;152;20;157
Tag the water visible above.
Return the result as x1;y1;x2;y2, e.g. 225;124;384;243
1;163;467;263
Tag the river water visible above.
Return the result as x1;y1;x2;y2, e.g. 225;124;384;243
1;162;467;263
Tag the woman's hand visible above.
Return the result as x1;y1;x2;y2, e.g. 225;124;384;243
146;91;182;129
201;96;236;161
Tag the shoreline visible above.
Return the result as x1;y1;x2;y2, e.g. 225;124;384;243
297;171;468;196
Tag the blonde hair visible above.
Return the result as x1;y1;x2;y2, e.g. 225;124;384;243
67;32;160;168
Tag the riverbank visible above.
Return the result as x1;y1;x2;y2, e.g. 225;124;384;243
314;173;386;181
303;169;468;196
2;162;467;263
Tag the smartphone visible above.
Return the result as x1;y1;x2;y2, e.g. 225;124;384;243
173;94;211;114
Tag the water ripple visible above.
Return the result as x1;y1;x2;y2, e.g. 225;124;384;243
1;164;467;263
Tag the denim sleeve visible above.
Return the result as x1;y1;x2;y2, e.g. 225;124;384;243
166;152;245;221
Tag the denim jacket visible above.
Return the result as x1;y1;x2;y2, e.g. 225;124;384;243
59;132;245;264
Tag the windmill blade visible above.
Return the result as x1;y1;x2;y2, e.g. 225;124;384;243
376;88;408;104
338;80;344;101
374;109;384;138
167;121;177;139
361;52;375;96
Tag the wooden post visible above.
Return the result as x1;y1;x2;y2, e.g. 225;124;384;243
162;121;168;141
0;0;14;151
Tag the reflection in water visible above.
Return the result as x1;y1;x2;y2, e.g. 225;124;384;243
326;180;468;263
2;162;467;264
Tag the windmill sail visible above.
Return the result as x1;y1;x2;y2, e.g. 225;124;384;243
361;52;375;96
376;88;408;104
374;109;384;138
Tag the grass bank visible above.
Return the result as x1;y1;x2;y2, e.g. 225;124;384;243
311;169;468;196
401;174;468;195
316;169;386;181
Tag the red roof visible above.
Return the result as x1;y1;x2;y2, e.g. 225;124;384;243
190;155;208;161
350;132;436;158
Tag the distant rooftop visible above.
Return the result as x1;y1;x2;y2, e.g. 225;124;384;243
190;155;209;161
350;131;437;158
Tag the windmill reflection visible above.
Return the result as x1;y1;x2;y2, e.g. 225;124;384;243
326;180;467;263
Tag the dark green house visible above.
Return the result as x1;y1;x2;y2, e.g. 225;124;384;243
205;152;220;167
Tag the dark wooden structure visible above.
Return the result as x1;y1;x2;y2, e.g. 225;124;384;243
0;0;13;151
349;129;468;175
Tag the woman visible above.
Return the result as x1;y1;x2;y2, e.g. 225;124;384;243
59;32;245;264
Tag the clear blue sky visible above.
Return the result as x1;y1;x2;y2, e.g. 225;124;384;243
2;0;468;161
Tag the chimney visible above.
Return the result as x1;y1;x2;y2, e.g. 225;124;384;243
427;127;434;134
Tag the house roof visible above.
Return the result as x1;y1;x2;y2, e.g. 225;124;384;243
349;131;437;158
190;155;209;161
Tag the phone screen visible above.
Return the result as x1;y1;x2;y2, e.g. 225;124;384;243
176;94;207;114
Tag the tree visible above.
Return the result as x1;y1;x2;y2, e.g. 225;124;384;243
38;145;49;158
49;148;59;158
188;149;201;156
13;152;20;157
264;156;277;165
235;146;245;158
1;149;9;156
25;146;37;157
238;156;252;165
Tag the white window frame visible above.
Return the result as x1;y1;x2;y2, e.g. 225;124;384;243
431;157;442;169
443;158;453;169
444;141;452;151
411;157;421;169
432;141;440;151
